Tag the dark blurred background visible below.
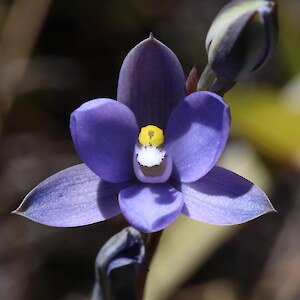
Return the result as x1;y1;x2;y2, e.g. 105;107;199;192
1;0;300;299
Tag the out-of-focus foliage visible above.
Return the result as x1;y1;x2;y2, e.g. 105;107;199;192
278;0;300;77
226;86;300;169
145;216;235;300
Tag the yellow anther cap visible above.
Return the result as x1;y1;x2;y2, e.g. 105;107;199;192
138;125;164;147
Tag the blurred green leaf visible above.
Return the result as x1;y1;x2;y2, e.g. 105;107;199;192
219;140;272;194
226;86;300;169
277;0;300;78
144;216;235;300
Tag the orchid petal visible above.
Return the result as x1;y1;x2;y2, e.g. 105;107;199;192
70;98;139;183
117;34;186;129
176;166;275;225
119;183;184;233
166;91;230;183
14;164;133;227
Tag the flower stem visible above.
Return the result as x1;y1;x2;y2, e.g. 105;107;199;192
209;77;236;97
197;64;216;91
137;231;163;300
197;63;237;96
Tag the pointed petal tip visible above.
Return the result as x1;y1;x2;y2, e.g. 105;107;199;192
268;203;277;214
11;208;18;215
143;32;164;47
11;200;51;226
11;200;26;215
233;202;277;225
149;32;154;40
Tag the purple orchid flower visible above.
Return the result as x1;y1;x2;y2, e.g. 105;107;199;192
15;35;274;233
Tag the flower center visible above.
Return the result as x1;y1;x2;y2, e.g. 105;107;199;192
133;125;172;183
137;125;165;168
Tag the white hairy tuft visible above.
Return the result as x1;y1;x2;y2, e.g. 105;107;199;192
137;146;165;167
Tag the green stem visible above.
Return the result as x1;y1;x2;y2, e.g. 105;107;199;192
197;63;236;96
197;64;216;91
209;77;236;97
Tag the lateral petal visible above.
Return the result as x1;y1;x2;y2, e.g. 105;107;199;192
14;164;133;227
166;91;230;183
177;166;275;225
70;98;139;183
